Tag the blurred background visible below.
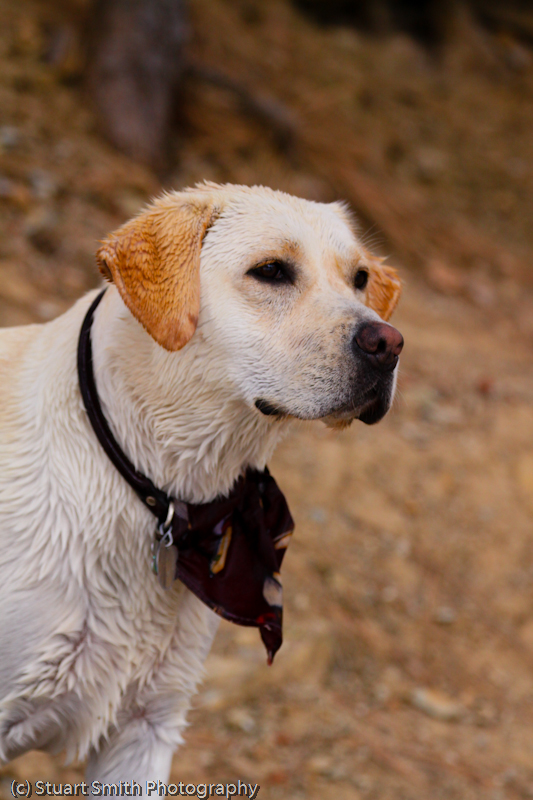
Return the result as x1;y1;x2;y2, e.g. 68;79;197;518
1;0;533;797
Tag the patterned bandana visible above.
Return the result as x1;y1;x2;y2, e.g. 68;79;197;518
78;290;294;663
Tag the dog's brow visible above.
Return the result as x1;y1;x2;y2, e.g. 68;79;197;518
332;250;361;279
279;239;302;258
252;239;301;267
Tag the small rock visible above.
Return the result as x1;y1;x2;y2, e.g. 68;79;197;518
0;126;20;150
307;754;331;774
410;688;465;721
309;506;327;523
226;707;255;733
381;585;398;603
415;147;448;182
376;665;408;703
198;750;215;769
198;689;223;710
396;537;412;556
29;169;58;201
434;606;456;625
373;682;391;704
307;754;333;776
474;699;498;727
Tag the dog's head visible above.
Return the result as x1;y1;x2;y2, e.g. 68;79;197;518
96;183;403;426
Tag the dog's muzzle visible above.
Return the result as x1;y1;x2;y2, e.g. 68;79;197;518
255;320;404;424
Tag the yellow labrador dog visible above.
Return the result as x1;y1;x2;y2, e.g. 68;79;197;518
0;183;402;785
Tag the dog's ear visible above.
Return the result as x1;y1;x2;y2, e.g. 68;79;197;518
367;261;402;321
96;195;218;351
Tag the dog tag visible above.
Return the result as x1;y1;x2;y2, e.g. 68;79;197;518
155;541;178;590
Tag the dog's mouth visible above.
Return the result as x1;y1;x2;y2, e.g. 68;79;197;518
355;392;391;425
254;384;393;425
254;398;288;418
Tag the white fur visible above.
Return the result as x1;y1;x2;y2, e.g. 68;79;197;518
0;184;398;785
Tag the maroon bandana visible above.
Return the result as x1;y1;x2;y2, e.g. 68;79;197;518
78;291;294;663
163;468;293;663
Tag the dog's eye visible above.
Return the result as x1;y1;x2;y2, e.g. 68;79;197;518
248;261;291;283
354;269;369;290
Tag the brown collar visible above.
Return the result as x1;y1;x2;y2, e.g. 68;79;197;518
77;290;294;663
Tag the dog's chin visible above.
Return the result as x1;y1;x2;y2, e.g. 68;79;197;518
321;392;392;428
356;394;391;425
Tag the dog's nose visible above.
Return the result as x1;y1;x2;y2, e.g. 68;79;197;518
354;322;404;371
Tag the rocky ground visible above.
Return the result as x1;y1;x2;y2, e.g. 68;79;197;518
1;0;533;798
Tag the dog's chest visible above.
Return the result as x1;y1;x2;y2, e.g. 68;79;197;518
0;444;217;727
77;509;218;690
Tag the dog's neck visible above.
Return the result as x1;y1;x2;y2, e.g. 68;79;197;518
90;289;291;504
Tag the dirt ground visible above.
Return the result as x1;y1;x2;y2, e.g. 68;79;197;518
1;0;533;798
